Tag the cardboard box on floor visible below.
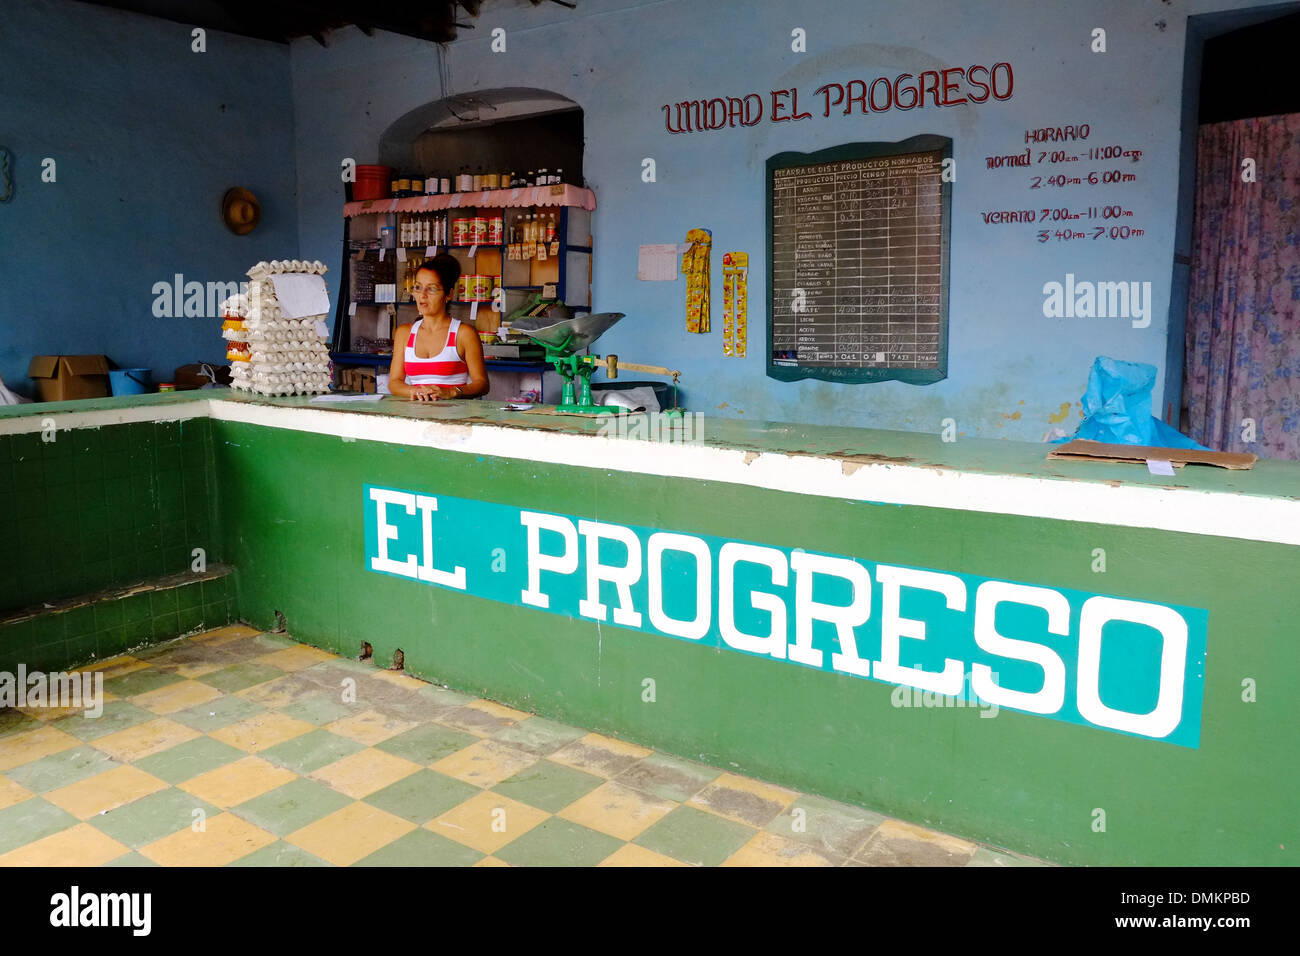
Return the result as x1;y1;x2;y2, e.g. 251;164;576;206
337;366;377;394
27;355;111;402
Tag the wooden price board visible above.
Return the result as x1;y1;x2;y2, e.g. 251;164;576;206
767;135;952;384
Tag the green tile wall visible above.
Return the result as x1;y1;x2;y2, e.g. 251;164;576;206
0;418;219;614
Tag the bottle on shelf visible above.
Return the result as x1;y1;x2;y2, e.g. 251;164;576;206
527;170;535;187
545;213;556;242
472;167;483;191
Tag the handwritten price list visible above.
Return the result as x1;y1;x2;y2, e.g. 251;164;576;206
771;152;944;369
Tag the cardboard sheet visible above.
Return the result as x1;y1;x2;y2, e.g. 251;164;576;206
1047;439;1257;470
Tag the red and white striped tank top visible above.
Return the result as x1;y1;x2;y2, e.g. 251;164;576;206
404;318;469;386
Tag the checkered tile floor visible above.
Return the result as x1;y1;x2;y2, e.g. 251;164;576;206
0;626;1048;867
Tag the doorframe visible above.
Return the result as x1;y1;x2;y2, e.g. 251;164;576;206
1164;2;1300;427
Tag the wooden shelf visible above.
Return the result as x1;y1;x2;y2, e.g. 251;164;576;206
345;184;596;218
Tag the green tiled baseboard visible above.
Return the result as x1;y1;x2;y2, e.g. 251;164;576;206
0;572;235;674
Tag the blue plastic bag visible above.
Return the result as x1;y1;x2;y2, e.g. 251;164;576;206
1067;357;1208;449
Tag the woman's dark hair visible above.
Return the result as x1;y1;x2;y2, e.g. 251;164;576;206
416;253;461;296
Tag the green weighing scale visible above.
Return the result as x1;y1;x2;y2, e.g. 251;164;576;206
509;305;683;415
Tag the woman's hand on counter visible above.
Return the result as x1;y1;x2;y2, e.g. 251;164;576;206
408;385;461;402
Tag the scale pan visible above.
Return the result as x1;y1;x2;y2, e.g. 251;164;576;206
513;312;626;353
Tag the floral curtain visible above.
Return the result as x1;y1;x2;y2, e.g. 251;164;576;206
1184;113;1300;459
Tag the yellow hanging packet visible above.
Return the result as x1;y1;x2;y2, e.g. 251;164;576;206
681;227;712;333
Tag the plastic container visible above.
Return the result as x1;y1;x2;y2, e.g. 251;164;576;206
353;165;392;201
590;380;673;411
109;368;152;395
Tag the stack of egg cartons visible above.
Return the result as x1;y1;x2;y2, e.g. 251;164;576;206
222;259;332;396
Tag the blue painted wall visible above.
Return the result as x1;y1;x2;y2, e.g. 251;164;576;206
290;0;1284;440
0;0;298;397
3;0;1285;437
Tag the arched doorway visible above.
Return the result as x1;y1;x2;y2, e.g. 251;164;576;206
379;88;583;186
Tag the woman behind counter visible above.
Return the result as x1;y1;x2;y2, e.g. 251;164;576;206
388;254;489;402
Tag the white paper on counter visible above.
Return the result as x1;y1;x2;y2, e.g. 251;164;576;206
638;244;682;281
269;274;331;319
1146;459;1176;476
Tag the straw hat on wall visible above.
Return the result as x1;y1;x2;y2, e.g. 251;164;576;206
221;187;261;235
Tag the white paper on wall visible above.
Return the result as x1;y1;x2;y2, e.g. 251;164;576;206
269;274;330;319
637;244;682;281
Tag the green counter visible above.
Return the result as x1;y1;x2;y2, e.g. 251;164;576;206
2;389;1298;865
